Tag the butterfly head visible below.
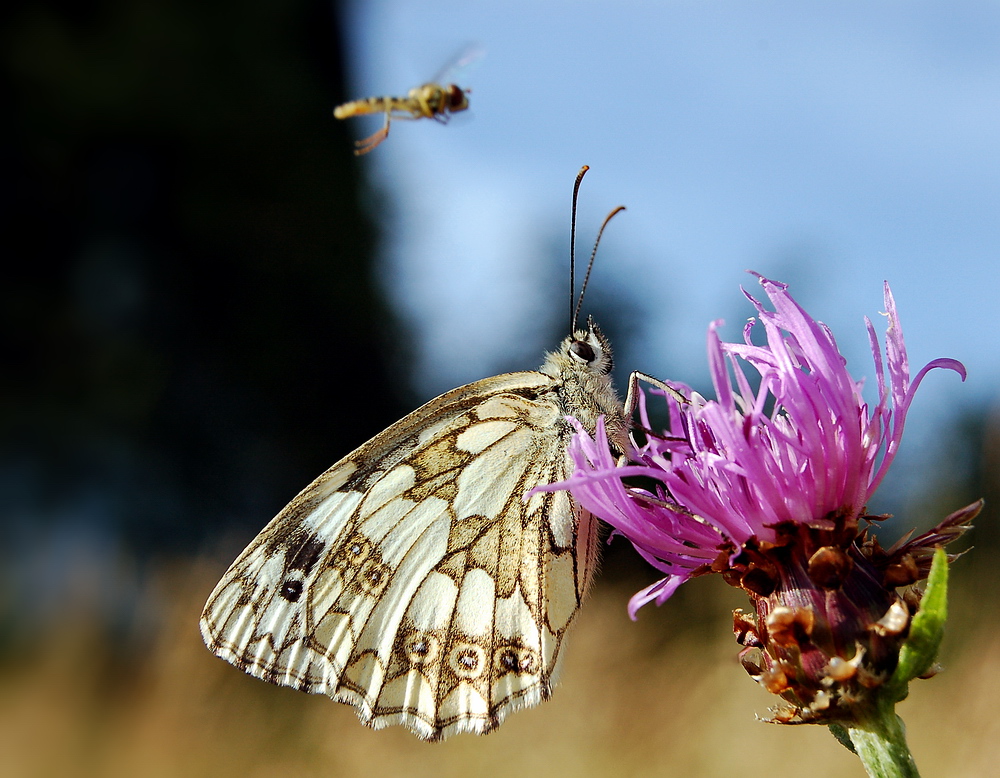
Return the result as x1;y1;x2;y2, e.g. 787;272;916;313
566;317;614;376
541;317;614;382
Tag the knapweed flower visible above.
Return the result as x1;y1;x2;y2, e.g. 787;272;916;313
558;275;977;726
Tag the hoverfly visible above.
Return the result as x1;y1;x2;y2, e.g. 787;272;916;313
333;48;481;155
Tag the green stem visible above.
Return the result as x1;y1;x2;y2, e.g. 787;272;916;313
842;702;920;778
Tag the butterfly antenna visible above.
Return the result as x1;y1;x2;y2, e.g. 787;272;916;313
569;165;589;333
572;204;626;334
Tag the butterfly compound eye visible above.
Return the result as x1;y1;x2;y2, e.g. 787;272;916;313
569;340;596;363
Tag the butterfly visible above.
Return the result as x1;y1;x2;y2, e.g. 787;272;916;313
200;167;662;740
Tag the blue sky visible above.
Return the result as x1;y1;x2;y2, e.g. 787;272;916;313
337;1;999;512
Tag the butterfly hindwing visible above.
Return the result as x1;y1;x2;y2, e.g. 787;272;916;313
200;369;605;740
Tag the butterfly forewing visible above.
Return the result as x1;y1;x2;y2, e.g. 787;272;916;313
201;337;622;740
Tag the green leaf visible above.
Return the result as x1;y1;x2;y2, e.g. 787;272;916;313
829;723;857;754
886;548;949;700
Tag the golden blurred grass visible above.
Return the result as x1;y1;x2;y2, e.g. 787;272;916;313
3;557;997;778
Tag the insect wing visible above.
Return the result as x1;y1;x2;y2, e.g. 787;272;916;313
430;44;485;88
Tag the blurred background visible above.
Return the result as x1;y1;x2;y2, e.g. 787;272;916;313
3;1;998;775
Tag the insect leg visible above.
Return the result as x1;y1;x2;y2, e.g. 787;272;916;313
353;107;392;155
622;372;689;451
624;371;687;421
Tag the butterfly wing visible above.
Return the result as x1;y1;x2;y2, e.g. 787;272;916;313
200;371;600;740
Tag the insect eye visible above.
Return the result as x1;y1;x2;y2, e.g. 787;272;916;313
448;86;466;108
569;340;596;363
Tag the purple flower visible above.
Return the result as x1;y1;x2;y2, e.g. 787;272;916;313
553;275;977;723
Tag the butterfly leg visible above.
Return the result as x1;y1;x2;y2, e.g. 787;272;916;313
622;371;689;452
624;371;687;420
